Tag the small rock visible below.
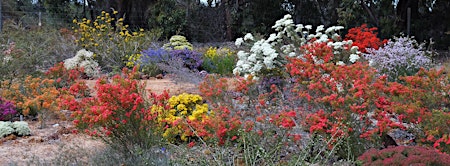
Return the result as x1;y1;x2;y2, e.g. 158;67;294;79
52;124;59;128
156;74;164;79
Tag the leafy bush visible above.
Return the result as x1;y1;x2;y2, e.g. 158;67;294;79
202;47;236;76
11;121;31;136
364;36;433;81
358;146;450;165
0;97;17;121
0;121;14;138
0;24;77;81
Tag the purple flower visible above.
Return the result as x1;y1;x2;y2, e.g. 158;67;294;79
140;48;203;70
169;49;203;70
0;97;17;121
364;36;432;81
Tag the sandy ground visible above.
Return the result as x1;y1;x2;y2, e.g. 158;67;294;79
0;77;198;166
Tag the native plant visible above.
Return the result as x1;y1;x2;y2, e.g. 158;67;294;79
364;36;433;81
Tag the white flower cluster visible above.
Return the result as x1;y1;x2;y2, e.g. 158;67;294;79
233;14;361;79
64;49;100;78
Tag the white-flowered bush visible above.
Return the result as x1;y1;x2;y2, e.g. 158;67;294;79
64;49;100;78
233;14;360;79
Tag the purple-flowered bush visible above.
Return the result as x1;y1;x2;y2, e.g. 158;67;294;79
0;97;17;121
140;48;203;70
364;36;432;81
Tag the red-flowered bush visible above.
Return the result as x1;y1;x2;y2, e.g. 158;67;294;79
345;24;387;53
358;146;450;165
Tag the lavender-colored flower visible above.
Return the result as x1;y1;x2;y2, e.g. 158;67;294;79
0;97;17;121
364;36;432;81
141;48;203;70
168;49;203;70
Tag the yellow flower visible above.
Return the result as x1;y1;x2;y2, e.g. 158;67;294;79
113;10;119;15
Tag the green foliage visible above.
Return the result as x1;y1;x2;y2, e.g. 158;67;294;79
0;121;14;138
0;23;77;81
201;47;236;76
72;10;156;72
11;121;31;136
147;0;187;39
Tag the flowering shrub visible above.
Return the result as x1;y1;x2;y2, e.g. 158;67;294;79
140;47;203;71
202;47;236;76
233;14;359;79
72;10;148;71
152;93;209;142
364;36;432;81
358;146;450;165
0;97;17;121
68;67;162;155
64;49;100;78
345;24;386;53
163;35;193;51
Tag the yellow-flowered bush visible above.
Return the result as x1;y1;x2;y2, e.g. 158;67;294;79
72;10;156;71
153;93;209;142
202;47;237;76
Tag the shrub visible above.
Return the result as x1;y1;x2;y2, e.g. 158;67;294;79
72;10;154;72
139;47;204;83
364;36;433;81
345;24;386;53
0;121;14;138
358;146;450;165
0;24;77;81
63;49;100;78
168;49;203;70
11;121;31;136
68;67;162;157
0;97;17;121
233;14;360;80
0;76;64;128
163;35;193;51
152;93;210;143
202;47;237;76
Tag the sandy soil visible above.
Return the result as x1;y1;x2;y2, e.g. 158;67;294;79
0;77;198;165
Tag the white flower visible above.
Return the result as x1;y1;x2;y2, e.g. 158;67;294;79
244;33;254;41
248;54;257;62
336;61;345;66
235;38;244;46
316;25;324;33
349;54;360;63
336;82;344;93
64;58;78;69
75;49;94;60
305;25;312;30
267;34;277;42
288;52;297;57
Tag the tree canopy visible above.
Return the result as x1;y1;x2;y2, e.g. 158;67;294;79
1;0;449;49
